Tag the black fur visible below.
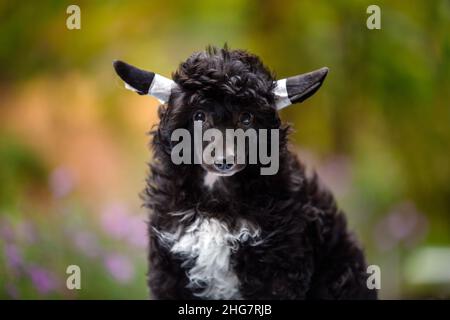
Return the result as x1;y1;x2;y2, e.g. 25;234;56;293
141;46;377;300
113;60;155;95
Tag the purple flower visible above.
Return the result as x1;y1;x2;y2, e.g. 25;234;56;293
16;221;37;244
0;216;14;242
104;254;134;283
100;203;131;239
5;283;19;299
73;231;101;258
49;166;75;198
4;243;23;268
126;216;147;249
100;202;148;248
26;265;58;295
374;201;428;251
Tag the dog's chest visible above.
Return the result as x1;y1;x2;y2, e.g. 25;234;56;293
155;214;261;299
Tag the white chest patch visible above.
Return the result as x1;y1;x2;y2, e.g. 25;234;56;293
154;213;262;299
203;172;220;189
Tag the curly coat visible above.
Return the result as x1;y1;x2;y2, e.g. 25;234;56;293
142;46;377;300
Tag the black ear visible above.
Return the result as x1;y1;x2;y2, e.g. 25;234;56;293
274;67;329;110
113;60;155;95
286;67;329;104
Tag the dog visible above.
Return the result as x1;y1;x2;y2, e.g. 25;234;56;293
113;46;377;300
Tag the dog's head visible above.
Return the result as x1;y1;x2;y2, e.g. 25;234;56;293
114;46;328;177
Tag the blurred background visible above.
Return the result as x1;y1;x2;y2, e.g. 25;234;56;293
0;0;449;299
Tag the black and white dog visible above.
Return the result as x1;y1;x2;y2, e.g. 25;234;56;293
113;46;377;300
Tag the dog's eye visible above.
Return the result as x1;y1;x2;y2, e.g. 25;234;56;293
239;112;253;126
193;111;206;122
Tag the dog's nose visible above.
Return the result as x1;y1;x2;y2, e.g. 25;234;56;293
214;156;235;172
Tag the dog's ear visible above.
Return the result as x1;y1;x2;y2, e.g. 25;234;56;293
113;60;175;103
274;67;329;110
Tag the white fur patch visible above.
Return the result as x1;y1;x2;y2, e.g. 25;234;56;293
154;213;261;299
204;172;220;189
148;73;176;103
273;78;291;110
123;73;175;103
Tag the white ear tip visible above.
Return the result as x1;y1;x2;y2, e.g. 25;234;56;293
274;79;291;110
149;74;176;103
